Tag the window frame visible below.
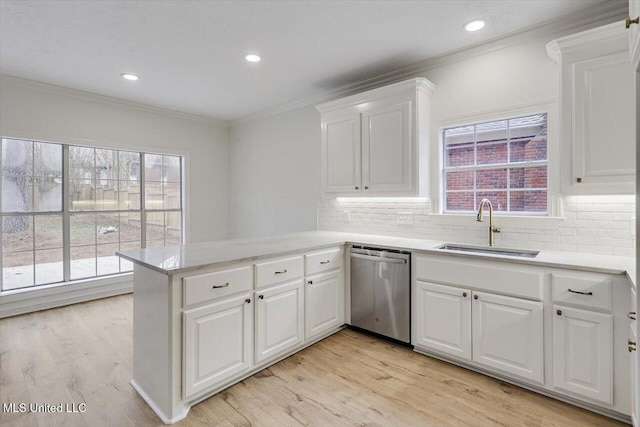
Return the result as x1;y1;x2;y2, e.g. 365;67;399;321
1;137;185;292
439;111;552;217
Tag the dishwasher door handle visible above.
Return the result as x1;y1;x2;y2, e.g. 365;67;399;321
350;253;407;264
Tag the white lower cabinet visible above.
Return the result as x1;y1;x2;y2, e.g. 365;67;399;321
472;292;544;383
552;305;613;405
255;280;305;364
305;270;344;340
630;323;638;426
183;293;253;398
414;281;471;360
414;282;543;383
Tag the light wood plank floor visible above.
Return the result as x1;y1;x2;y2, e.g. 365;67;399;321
0;294;628;427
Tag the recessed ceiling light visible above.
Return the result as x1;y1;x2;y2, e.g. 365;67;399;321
464;19;486;32
245;54;261;63
121;73;139;81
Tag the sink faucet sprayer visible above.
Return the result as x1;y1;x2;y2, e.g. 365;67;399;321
476;198;501;247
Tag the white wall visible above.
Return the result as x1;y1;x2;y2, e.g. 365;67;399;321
229;105;321;237
0;75;230;243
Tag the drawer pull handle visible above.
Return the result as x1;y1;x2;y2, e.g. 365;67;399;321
275;269;287;275
568;289;592;296
556;309;562;316
629;340;637;352
258;295;264;300
629;312;637;320
320;260;331;265
308;280;313;285
212;282;230;289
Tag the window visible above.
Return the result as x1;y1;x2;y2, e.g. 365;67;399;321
443;113;548;214
1;138;183;291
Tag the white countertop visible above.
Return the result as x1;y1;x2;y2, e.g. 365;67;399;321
117;231;636;286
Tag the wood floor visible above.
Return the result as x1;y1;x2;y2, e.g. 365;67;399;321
0;295;628;427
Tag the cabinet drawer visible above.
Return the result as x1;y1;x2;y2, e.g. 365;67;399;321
255;256;304;289
305;248;342;275
551;272;612;311
183;266;252;307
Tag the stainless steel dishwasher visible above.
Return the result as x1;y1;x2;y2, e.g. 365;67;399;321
350;246;410;343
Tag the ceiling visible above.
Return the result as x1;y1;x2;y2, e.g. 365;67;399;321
0;0;614;121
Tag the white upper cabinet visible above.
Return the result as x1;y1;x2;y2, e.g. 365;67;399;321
629;0;640;69
547;22;636;194
317;78;435;197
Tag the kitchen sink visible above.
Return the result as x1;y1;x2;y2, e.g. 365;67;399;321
438;244;539;259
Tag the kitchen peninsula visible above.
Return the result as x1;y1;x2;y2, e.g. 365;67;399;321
118;231;636;424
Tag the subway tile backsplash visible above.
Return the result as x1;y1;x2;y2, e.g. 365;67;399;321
317;195;635;257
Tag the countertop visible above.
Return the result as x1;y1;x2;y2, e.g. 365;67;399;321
117;231;636;286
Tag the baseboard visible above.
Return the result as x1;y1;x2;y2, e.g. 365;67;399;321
130;380;189;425
413;347;632;425
0;275;133;318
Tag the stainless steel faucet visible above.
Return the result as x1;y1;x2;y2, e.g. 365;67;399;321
476;198;501;247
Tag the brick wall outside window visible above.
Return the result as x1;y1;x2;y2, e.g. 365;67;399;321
443;114;548;214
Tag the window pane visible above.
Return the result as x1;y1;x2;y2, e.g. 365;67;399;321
2;215;33;253
477;191;507;211
35;249;63;285
70;178;95;210
69;146;94;180
119;151;140;182
2;251;34;290
165;183;181;209
524;190;547;212
71;245;96;280
70;214;95;246
446;192;474;211
97;243;119;276
166;212;182;246
96;180;118;210
34;177;62;212
146;211;165;242
445;145;474;167
95;149;117;182
445;171;473;191
118;180;140;210
144;154;163;181
510;115;547;162
34;142;62;178
145;182;163;210
164;155;181;182
2;139;32;176
2;175;33;212
510;166;547;189
97;213;119;244
120;212;141;242
476;168;507;190
35;214;62;250
477;120;507;165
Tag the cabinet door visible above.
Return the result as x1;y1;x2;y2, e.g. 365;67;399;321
414;281;471;360
183;294;253;398
571;51;635;191
321;110;362;194
305;270;344;340
472;292;543;383
552;305;613;405
255;280;304;363
361;100;413;194
630;0;640;69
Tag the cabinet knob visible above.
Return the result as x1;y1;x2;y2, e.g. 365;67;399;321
626;16;639;28
245;298;251;304
473;295;478;300
576;177;582;183
629;312;637;321
258;295;264;300
462;292;467;298
364;186;369;190
308;280;313;285
557;309;562;316
355;186;359;190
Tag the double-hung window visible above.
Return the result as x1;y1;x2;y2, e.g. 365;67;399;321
1;138;184;291
443;113;548;214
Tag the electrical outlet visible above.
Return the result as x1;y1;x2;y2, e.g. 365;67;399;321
344;210;351;223
397;212;413;224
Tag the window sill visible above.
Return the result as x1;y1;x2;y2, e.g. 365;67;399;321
429;213;564;230
0;273;133;318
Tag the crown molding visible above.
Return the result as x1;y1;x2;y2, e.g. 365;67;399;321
0;74;230;128
546;20;628;63
231;0;627;127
